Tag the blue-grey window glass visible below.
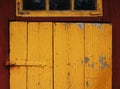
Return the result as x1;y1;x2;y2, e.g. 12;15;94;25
74;0;96;10
23;0;45;10
49;0;70;10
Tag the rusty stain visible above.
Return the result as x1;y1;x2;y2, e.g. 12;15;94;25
77;23;84;30
86;80;89;87
94;23;102;29
84;57;89;63
5;60;16;66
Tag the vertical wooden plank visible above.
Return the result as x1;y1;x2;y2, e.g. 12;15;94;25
27;22;53;89
10;22;27;89
85;23;112;89
54;23;84;89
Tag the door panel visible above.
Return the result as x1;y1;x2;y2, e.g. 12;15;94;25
10;22;53;89
85;23;112;89
10;22;112;89
54;23;84;89
27;22;53;89
10;22;27;89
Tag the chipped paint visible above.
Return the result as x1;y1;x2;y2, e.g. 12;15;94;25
62;22;71;26
91;62;94;69
88;64;90;67
101;62;109;70
77;23;84;30
84;57;89;63
99;56;104;63
62;22;67;25
94;23;102;29
99;56;109;69
87;23;92;25
62;23;71;30
88;62;94;69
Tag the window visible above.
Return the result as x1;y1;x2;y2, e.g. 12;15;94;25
16;0;102;17
23;0;46;10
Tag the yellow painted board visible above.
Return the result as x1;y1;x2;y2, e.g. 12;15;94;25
10;22;112;89
10;22;27;89
85;23;112;89
27;22;53;89
54;23;84;89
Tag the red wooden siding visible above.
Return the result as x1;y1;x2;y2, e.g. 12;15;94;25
111;0;120;88
0;1;9;89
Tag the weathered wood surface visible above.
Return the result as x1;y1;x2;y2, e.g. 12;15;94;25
10;22;27;89
85;23;112;89
10;22;112;89
54;23;84;89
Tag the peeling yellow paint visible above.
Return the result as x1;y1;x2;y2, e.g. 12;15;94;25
10;22;112;89
85;23;112;89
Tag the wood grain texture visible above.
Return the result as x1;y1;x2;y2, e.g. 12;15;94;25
10;22;27;89
54;23;84;89
85;23;112;89
10;22;53;89
1;0;120;89
27;22;53;89
9;22;112;89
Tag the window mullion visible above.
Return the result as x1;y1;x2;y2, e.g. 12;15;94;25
46;0;49;11
71;0;74;11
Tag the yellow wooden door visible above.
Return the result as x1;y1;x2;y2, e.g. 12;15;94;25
9;22;112;89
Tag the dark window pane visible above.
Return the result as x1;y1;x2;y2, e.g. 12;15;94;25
23;0;45;10
74;0;96;10
50;0;70;10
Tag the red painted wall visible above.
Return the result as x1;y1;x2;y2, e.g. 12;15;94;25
0;1;9;89
0;0;120;89
111;0;120;88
